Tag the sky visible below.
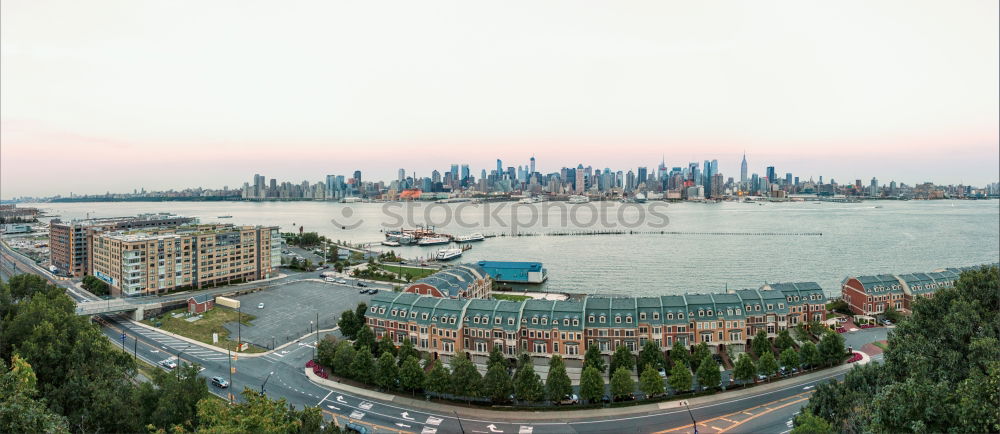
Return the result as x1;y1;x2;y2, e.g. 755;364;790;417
2;0;998;198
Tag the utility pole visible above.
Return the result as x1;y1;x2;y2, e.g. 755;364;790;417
685;401;698;434
315;311;320;360
133;336;138;361
237;305;242;351
227;346;234;404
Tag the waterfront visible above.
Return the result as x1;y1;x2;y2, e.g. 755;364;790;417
24;200;1000;297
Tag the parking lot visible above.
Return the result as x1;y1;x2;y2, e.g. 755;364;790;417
223;279;377;349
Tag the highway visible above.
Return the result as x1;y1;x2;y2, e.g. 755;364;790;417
4;238;874;433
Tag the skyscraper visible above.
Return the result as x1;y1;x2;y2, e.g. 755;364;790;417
398;169;405;182
460;164;470;181
766;166;776;184
496;159;502;175
450;164;459;181
740;153;748;185
637;167;648;188
530;156;536;175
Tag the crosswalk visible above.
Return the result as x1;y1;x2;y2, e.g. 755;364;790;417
121;322;229;361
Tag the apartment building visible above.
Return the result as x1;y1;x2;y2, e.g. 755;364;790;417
49;214;196;277
403;263;492;299
366;281;826;362
90;224;280;296
840;266;990;316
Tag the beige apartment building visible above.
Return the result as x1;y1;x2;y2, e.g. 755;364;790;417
90;224;280;296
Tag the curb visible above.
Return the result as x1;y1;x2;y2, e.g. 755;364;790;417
128;318;339;358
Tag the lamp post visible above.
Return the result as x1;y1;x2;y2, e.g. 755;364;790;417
685;401;698;434
261;371;275;394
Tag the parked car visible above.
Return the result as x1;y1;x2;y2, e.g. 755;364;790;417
882;319;893;326
160;359;177;369
613;393;637;402
657;367;667;378
757;374;768;381
344;422;369;434
369;288;379;295
357;282;367;287
211;376;229;388
337;279;347;284
559;394;579;405
257;303;264;309
324;277;336;282
600;394;612;404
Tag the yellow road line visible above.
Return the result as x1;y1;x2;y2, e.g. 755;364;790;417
716;396;810;433
654;391;813;433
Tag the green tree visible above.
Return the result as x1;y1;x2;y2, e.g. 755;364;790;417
791;409;834;434
696;354;721;390
751;329;771;358
331;341;355;377
780;347;800;371
799;341;820;369
545;355;572;402
337;310;359;340
733;353;756;386
487;346;506;370
882;305;902;323
690;342;710;372
609;345;635;376
0;355;68;434
757;351;779;381
482;363;514;403
583;344;606;374
668;361;692;393
610;367;635;400
196;388;307;432
424;360;451;395
316;335;338;367
639;364;665;398
137;362;210;431
513;354;544;402
637;340;665;375
398;356;425;394
775;329;795;351
351;346;375;384
354;326;376;353
378;334;397;358
299;232;321;246
818;331;845;367
670;341;689;368
579;366;605;404
449;353;482;399
397;338;419;366
374;351;399;390
81;275;110;296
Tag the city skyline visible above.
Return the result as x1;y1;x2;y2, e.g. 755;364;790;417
3;0;999;197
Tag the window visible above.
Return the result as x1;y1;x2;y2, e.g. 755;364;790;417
707;309;713;316
626;316;633;323
508;318;515;326
678;313;684;319
563;319;569;326
653;312;659;320
495;317;500;324
573;319;579;326
640;312;646;320
534;342;546;353
667;313;673;320
589;315;595;323
532;317;538;324
615;316;622;324
473;317;479;324
553;342;559;352
541;318;547;325
767;304;773;310
600;316;606;323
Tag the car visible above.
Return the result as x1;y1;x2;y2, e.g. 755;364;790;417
324;277;336;282
160;359;177;369
836;317;848;323
559;394;579;405
337;279;347;284
368;288;379;295
344;422;369;434
357;282;367;287
211;376;229;388
601;394;612;404
420;262;428;266
657;367;667;378
257;303;264;309
882;319;893;326
359;289;367;294
757;374;768;381
613;393;637;402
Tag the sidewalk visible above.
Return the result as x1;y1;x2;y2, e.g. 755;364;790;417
304;361;856;421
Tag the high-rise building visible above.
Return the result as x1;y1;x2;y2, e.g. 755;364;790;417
496;159;503;175
870;177;879;197
637;167;648;188
766;166;776;184
398;169;405;182
461;164;470;181
530;156;536;175
740;153;748;185
575;169;585;194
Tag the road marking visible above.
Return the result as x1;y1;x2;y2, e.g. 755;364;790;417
803;385;813;390
487;423;503;432
421;428;438;434
396;423;411;428
327;404;340;411
359;401;374;410
519;426;533;434
337;395;347;404
425;416;443;426
349;410;365;420
401;411;415;420
716;396;811;433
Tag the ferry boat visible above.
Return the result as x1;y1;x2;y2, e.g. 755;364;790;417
381;240;401;247
567;195;590;204
417;237;450;246
453;233;485;243
217;215;233;218
435;248;463;261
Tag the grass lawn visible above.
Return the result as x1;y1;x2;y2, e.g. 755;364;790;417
873;341;889;351
379;264;438;280
142;307;265;353
492;294;532;302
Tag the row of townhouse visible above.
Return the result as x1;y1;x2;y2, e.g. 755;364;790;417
365;281;827;361
840;265;993;316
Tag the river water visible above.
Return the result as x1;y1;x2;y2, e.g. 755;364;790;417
26;200;999;297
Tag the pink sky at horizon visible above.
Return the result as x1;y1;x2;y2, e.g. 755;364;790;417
2;1;998;198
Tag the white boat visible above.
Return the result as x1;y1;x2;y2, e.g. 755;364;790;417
568;195;590;204
381;240;401;247
436;248;463;261
417;237;450;246
453;233;485;243
217;215;233;218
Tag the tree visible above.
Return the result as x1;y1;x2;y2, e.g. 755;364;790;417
337;310;360;340
757;351;779;381
775;329;795;351
482;363;514;403
351;346;375;384
397;338;419;366
638;340;666;375
374;352;399;390
81;275;110;296
609;345;634;376
780;347;800;371
487;346;506;370
668;361;692;393
137;362;211;431
799;342;820;370
791;409;834;434
882;305;902;323
513;354;544;402
818;331;846;367
733;353;756;386
449;353;482;400
545;355;572;402
354;326;376;353
331;342;355;377
424;360;451;395
610;367;635;400
316;336;338;367
196;388;310;432
639;365;665;398
690;342;710;372
696;355;721;391
354;302;368;328
0;355;69;434
299;232;321;246
579;366;605;404
398;356;425;395
751;329;771;358
583;344;606;374
670;341;689;369
378;334;397;358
